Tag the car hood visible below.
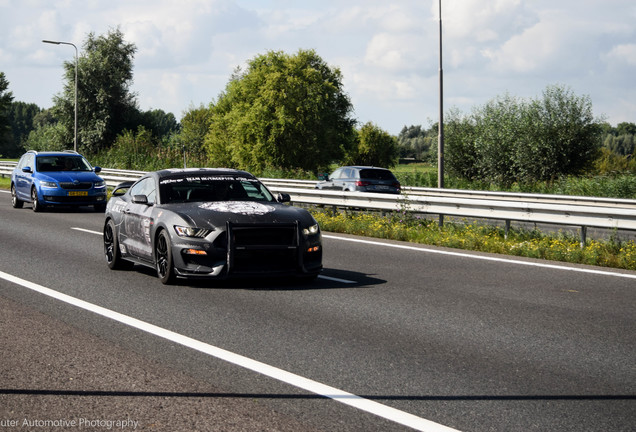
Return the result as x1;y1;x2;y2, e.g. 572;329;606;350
38;171;103;183
164;201;317;228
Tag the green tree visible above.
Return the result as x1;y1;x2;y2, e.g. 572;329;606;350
0;72;14;157
347;122;398;167
138;108;179;138
445;85;603;184
604;134;635;156
616;122;636;136
473;93;524;185
522;85;601;180
52;28;138;154
205;49;356;173
179;104;213;166
444;108;479;180
397;125;435;161
25;122;67;152
6;102;42;157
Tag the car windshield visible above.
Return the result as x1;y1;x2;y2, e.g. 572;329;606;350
159;174;275;204
359;169;396;180
36;156;92;172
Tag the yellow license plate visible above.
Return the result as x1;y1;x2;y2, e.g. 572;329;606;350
68;191;88;196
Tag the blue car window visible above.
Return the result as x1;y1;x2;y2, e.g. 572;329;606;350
36;156;92;172
24;154;34;171
16;154;28;170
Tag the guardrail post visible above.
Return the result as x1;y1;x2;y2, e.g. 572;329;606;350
505;220;511;239
438;214;444;228
580;226;587;248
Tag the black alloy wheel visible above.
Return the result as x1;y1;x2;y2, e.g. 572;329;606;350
155;230;175;284
31;187;43;212
104;219;132;270
11;185;23;208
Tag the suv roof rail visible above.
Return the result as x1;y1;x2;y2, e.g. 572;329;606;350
63;150;79;154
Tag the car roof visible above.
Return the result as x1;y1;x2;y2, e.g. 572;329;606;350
27;150;83;156
341;166;392;171
154;167;257;179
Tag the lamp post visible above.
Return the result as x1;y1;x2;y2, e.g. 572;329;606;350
43;39;78;152
436;0;445;227
437;0;444;190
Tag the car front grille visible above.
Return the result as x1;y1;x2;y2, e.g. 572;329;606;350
43;195;104;203
59;182;93;190
227;223;299;274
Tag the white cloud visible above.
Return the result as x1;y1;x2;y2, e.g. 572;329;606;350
606;44;636;67
364;33;425;72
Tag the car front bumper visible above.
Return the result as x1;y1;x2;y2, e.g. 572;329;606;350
169;222;323;279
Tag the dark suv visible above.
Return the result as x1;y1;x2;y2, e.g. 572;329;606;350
315;166;401;194
11;150;107;212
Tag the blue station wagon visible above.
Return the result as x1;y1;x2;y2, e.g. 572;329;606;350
11;150;107;212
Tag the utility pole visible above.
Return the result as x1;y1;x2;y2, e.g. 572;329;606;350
437;0;445;227
437;0;444;189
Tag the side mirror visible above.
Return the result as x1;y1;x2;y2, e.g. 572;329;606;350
277;193;291;203
94;166;102;173
112;186;129;197
22;167;32;173
132;194;149;205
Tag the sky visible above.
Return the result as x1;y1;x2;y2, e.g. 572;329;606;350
1;0;635;135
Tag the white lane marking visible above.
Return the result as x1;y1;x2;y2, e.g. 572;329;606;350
0;190;10;194
0;270;459;432
323;235;636;280
318;275;356;284
72;227;102;235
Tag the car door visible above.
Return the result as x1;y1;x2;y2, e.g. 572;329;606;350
14;153;35;200
121;177;157;262
337;167;354;191
321;168;341;190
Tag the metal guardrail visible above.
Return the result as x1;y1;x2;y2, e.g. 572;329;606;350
2;162;636;244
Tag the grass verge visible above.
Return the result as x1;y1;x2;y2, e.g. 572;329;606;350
310;209;636;271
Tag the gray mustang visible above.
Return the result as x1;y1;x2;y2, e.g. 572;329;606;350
103;168;322;284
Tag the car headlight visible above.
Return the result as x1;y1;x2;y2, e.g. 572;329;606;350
40;181;57;188
302;224;320;237
94;180;106;188
174;226;212;238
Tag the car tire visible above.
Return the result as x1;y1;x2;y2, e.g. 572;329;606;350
31;187;44;212
104;219;132;270
155;229;175;284
11;185;23;208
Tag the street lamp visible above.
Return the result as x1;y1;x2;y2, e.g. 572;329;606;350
43;39;78;152
436;0;445;227
437;0;444;190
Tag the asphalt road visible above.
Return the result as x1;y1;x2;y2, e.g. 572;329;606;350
1;190;635;431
